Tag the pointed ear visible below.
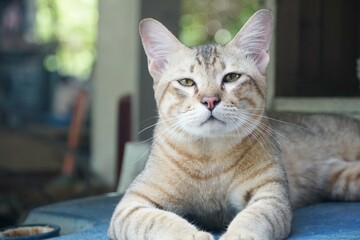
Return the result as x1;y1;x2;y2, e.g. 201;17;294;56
139;18;183;80
227;9;272;74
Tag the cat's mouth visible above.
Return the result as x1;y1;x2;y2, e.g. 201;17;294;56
200;115;225;126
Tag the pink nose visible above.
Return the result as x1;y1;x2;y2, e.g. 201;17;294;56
201;96;220;111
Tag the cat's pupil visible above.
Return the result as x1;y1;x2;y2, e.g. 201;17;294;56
223;73;241;83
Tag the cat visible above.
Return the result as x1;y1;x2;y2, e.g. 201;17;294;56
108;9;360;240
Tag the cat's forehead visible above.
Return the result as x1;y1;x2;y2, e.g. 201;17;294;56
192;44;219;65
187;44;230;71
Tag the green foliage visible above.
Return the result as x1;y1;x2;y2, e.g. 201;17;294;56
180;0;260;46
35;0;98;80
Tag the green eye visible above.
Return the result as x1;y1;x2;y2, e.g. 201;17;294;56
223;73;241;83
178;78;195;87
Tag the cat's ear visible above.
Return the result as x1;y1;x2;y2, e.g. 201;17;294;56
227;9;272;74
139;18;184;80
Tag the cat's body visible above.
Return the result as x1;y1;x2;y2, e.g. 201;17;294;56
271;113;360;208
109;10;360;240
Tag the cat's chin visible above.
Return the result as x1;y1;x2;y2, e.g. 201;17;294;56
199;116;226;127
184;121;239;139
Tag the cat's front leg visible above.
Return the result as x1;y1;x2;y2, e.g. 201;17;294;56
220;178;292;240
108;194;214;240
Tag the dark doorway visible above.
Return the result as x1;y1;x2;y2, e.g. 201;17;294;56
276;0;360;97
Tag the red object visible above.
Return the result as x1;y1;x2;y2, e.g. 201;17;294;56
61;90;88;177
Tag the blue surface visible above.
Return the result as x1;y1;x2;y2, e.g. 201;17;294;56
24;194;360;239
24;193;120;240
289;202;360;239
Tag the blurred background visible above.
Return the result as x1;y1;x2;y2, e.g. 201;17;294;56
0;0;359;229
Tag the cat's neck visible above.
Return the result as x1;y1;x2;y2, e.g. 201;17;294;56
153;115;275;161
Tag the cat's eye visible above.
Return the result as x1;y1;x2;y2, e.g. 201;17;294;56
178;78;195;87
223;73;241;83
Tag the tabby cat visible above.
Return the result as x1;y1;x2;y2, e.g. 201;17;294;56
108;9;360;240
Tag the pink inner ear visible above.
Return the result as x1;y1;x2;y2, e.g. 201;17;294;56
230;10;272;74
251;51;270;74
148;59;166;79
139;19;183;80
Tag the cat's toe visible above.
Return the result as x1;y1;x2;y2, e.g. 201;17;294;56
193;231;214;240
220;232;257;240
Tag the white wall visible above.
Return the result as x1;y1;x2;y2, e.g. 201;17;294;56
91;0;140;187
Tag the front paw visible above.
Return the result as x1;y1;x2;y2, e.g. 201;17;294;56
181;231;214;240
195;231;215;240
220;231;261;240
158;230;214;240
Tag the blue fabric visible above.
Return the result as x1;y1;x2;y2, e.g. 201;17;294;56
23;194;360;239
288;202;360;239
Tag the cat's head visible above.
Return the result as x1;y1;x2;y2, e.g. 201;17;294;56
139;10;272;139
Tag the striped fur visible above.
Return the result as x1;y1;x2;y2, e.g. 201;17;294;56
109;9;360;240
269;112;360;209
